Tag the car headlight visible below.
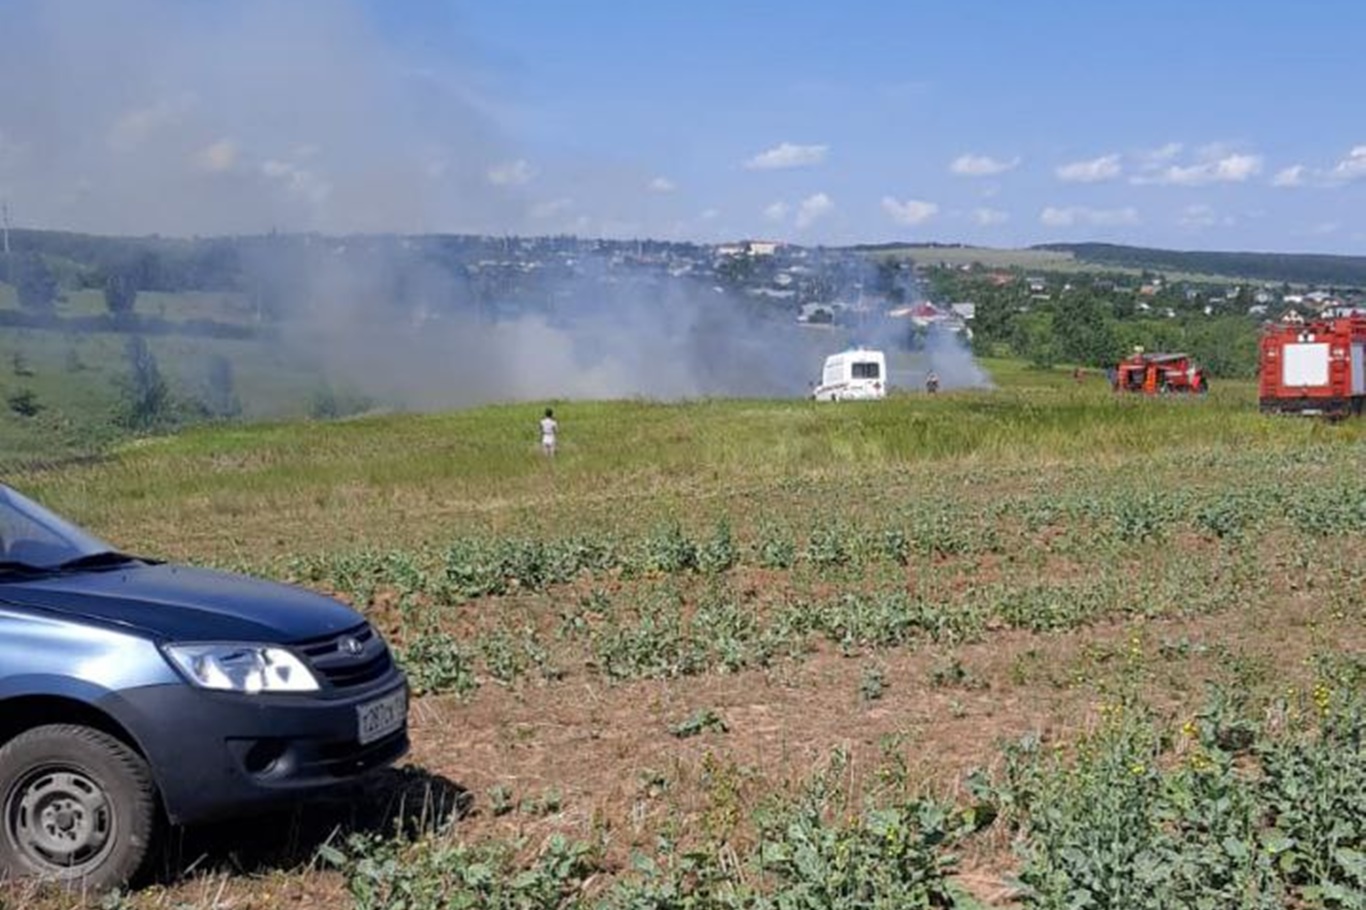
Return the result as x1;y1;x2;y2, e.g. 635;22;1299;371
163;643;321;693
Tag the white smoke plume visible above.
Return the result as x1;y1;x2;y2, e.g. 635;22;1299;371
0;1;992;409
841;264;993;394
0;0;519;236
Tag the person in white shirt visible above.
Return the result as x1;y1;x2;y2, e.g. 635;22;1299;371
539;408;558;456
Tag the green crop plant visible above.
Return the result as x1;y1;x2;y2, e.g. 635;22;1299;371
860;664;888;702
754;522;797;569
330;831;596;910
396;629;479;698
642;520;699;574
669;708;729;739
697;518;739;574
804;522;852;570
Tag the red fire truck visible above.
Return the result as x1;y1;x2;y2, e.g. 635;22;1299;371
1258;314;1366;417
1113;351;1209;395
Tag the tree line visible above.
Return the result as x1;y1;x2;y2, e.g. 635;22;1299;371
926;266;1267;378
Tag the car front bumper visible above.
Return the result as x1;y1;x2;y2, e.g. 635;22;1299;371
108;674;409;825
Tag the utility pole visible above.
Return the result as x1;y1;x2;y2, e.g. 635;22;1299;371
1;201;11;285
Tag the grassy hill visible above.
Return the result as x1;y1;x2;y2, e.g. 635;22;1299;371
12;366;1366;908
1036;242;1366;287
857;241;1366;287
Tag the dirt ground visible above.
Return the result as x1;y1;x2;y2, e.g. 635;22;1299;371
15;576;1340;910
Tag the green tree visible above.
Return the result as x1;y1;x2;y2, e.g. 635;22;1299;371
7;389;42;417
119;336;170;429
14;252;57;313
1013;310;1062;369
1183;317;1260;378
103;271;138;316
1055;292;1119;366
203;354;241;417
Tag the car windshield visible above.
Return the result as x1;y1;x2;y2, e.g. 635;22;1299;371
0;485;119;570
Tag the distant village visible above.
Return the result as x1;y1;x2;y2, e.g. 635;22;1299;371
925;258;1366;323
451;235;1365;341
3;228;1362;345
443;234;974;335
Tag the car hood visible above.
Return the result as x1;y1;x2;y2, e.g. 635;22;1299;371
0;562;363;643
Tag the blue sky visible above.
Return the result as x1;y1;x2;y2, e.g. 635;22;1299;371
2;1;1363;252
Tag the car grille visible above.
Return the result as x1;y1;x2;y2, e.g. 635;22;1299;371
297;623;394;691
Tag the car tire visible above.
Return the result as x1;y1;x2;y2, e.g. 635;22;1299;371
0;724;158;892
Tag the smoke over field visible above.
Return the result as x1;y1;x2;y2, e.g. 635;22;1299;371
284;263;838;407
0;1;990;411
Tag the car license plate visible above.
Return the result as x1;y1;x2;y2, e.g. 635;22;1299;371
357;688;406;745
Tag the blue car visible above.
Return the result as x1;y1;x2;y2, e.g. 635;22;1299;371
0;483;409;889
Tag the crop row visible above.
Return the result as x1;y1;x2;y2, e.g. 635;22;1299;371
995;676;1366;908
320;669;1366;909
393;548;1261;696
328;749;984;910
277;479;1366;609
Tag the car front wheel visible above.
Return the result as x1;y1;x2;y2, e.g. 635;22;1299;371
0;724;157;891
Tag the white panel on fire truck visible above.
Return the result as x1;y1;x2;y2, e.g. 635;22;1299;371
1352;344;1365;395
1282;343;1329;387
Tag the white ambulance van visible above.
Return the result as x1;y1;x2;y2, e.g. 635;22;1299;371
811;347;887;401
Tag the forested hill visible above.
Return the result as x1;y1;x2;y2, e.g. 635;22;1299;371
1036;243;1366;287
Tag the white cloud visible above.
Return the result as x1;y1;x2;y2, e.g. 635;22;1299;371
744;142;828;170
1270;147;1366;188
880;196;938;226
1330;145;1366;182
260;159;330;205
950;153;1019;177
1272;165;1307;188
1179;204;1215;228
648;176;676;193
1040;205;1139;228
973;207;1009;226
1178;204;1235;229
193;139;239;174
530;197;573;219
1137;142;1183;166
795;192;833;228
763;201;790;222
487;158;535;186
700;208;720;220
107;95;195;152
1133;151;1262;186
1056;153;1122;183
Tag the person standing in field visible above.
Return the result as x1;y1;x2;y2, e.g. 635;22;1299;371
540;407;558;456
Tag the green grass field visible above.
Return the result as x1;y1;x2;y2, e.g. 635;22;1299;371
0;284;259;323
15;362;1344;562
871;245;1259;285
0;323;336;464
868;246;1082;270
9;359;1366;909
